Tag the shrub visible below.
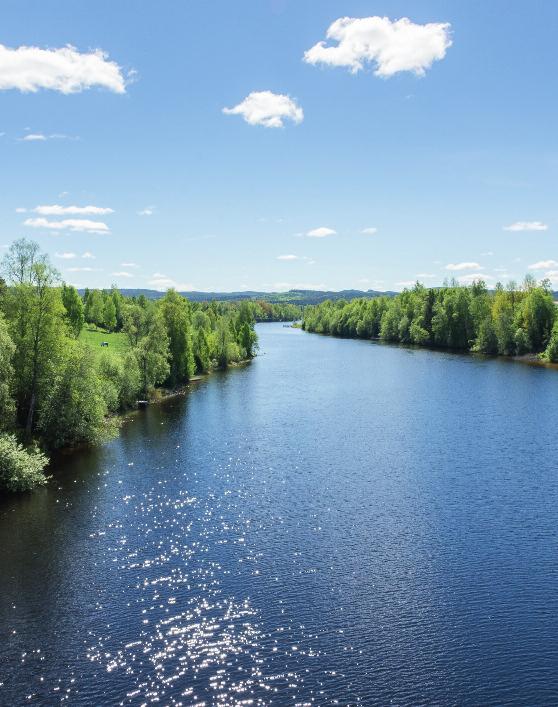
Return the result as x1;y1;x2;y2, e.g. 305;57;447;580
0;434;49;492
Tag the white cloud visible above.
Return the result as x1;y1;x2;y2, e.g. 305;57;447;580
223;90;303;128
23;217;110;233
361;227;378;235
277;254;300;261
416;273;436;279
458;273;494;284
445;262;482;271
15;207;27;213
66;266;100;272
271;282;327;291
303;16;452;77
55;252;77;259
504;221;548;232
121;262;139;268
82;251;95;259
33;204;113;215
543;270;558;284
0;44;127;93
307;226;336;238
148;274;194;291
138;206;154;216
112;271;133;278
529;260;558;270
396;280;418;288
20;133;78;142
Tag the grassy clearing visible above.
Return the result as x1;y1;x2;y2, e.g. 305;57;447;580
79;326;130;357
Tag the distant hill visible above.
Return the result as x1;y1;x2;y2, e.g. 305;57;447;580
79;288;396;305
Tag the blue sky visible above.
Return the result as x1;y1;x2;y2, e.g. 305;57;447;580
1;0;557;292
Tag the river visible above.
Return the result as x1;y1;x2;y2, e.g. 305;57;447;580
1;322;558;705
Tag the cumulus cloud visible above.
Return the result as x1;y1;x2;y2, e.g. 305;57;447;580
55;252;76;259
24;217;110;233
33;204;114;215
303;16;452;77
0;44;128;93
504;221;548;232
307;226;336;238
138;207;154;216
361;227;378;235
445;262;482;271
223;91;303;128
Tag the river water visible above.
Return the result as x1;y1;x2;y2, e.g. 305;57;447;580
1;322;558;706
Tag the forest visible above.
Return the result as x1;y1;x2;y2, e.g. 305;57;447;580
303;278;558;362
0;239;270;492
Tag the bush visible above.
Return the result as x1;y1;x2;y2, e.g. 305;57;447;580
0;434;49;492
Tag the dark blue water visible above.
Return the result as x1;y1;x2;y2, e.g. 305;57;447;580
1;322;558;706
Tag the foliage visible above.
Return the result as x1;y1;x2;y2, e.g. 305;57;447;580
39;342;112;449
0;434;48;492
303;280;557;359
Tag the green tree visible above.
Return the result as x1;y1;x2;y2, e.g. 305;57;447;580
0;312;15;430
134;312;170;396
2;240;65;439
0;434;48;492
61;284;85;337
103;297;117;331
159;290;195;385
39;342;111;449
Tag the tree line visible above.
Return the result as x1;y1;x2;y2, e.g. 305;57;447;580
303;278;558;362
0;239;264;492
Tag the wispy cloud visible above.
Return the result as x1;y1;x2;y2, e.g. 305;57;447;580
223;91;303;128
24;217;110;233
361;227;378;235
82;251;95;259
504;221;548;232
277;254;300;261
55;252;77;259
304;16;452;77
271;282;327;291
121;262;139;268
307;226;336;238
0;43;128;93
137;206;154;216
31;204;113;215
445;262;482;271
458;273;494;284
20;133;79;142
148;273;194;291
112;271;133;278
66;266;101;272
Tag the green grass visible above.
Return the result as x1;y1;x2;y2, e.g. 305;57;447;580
80;326;130;357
